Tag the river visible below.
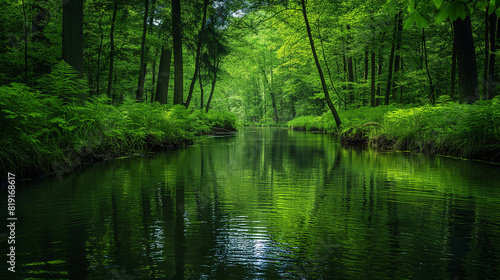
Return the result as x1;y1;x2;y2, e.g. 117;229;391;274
1;127;500;279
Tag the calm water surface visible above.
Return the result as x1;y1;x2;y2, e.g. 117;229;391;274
1;127;500;279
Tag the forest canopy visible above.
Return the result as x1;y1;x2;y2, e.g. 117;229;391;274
1;0;500;175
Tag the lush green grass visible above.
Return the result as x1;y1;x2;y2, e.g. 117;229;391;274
0;67;237;177
288;99;500;162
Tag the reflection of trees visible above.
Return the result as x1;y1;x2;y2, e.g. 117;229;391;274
6;127;500;279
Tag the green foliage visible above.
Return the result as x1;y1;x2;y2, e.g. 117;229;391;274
0;81;237;177
287;101;500;161
36;61;88;102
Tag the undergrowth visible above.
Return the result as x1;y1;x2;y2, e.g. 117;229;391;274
287;99;500;162
0;62;237;178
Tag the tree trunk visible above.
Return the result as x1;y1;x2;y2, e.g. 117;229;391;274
185;0;208;108
96;12;105;96
486;13;497;99
453;16;479;103
364;50;369;83
371;51;376;107
136;0;149;101
199;66;204;109
172;0;183;105
107;1;118;101
450;29;457;99
346;26;354;103
156;47;172;104
301;0;341;127
484;12;490;98
205;60;219;113
392;11;403;102
62;0;83;75
423;29;435;104
21;0;28;84
260;67;279;122
385;43;395;105
376;49;383;99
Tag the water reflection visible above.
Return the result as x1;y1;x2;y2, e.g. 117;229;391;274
1;127;500;279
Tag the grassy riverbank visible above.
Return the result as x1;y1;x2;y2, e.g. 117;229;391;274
0;83;237;178
288;98;500;162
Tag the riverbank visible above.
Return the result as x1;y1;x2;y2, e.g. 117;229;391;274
0;83;237;179
288;98;500;163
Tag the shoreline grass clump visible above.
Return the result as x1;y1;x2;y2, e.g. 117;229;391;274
0;75;237;178
287;99;500;162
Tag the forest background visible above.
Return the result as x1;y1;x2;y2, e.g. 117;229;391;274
1;0;500;177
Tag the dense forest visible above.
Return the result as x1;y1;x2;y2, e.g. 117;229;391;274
1;0;500;176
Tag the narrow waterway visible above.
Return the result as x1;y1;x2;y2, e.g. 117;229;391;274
1;127;500;279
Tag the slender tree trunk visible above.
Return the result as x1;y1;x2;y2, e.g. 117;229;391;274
172;0;183;105
376;49;383;99
156;47;172;104
364;50;369;83
423;29;435;104
450;29;457;99
205;59;219;113
453;16;479;103
62;0;83;74
301;0;341;127
484;12;490;98
385;43;395;105
107;1;118;101
346;26;354;103
185;0;208;108
151;57;156;103
96;12;105;96
487;13;497;99
135;0;149;101
392;11;403;102
21;0;28;84
199;66;204;109
260;67;279;122
371;51;376;107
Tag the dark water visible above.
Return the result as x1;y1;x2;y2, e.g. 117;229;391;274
1;127;500;279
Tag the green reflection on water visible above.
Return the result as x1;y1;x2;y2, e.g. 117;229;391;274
1;127;500;279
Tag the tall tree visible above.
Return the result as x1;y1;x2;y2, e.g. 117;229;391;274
185;0;209;108
301;0;341;128
156;47;172;104
391;11;403;102
136;0;150;102
371;51;376;107
107;0;118;100
62;0;83;75
453;16;478;103
172;0;183;105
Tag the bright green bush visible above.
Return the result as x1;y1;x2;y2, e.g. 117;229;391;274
0;79;238;177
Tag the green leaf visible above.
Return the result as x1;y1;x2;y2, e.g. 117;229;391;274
50;117;66;124
28;112;42;118
403;14;415;29
414;12;428;28
435;3;450;23
433;0;442;9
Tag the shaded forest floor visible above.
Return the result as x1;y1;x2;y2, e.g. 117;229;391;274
0;83;237;179
288;98;500;163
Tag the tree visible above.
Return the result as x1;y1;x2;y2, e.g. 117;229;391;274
185;0;209;108
300;0;341;128
172;0;183;105
135;0;150;101
453;16;478;103
62;0;83;75
107;0;118;100
156;47;172;104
